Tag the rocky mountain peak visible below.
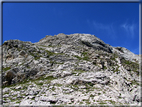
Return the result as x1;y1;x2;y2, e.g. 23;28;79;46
1;33;141;106
37;33;139;62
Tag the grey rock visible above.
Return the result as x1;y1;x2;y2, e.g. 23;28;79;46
17;94;23;98
4;70;16;85
3;88;11;93
19;50;26;56
1;33;140;106
3;94;9;98
61;71;72;77
15;86;22;90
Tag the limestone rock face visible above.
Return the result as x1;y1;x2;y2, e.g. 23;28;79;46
1;33;141;106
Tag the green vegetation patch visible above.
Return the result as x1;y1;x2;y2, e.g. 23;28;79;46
74;52;90;61
120;58;139;75
39;48;44;50
29;52;41;60
121;58;139;67
82;52;90;61
113;67;119;73
34;75;56;84
45;50;55;56
82;99;91;105
105;100;116;105
90;94;95;98
35;82;43;86
103;66;107;70
55;83;62;87
3;67;11;72
74;69;86;74
130;79;140;85
98;101;107;105
82;56;89;61
3;75;56;88
87;82;94;87
45;50;65;57
82;52;88;56
39;45;47;47
110;52;119;61
74;55;82;60
71;84;79;90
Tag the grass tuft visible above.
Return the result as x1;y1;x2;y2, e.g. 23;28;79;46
3;67;11;72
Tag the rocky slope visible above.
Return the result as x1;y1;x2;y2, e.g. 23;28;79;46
1;33;141;106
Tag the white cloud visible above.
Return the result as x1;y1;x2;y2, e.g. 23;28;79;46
93;21;109;30
87;20;116;39
121;22;136;38
87;19;138;41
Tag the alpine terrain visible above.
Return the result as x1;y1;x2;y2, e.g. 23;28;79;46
1;33;141;106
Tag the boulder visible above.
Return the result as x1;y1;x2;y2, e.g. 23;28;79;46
5;70;16;85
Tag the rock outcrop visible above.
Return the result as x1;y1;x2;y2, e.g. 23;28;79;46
1;33;141;106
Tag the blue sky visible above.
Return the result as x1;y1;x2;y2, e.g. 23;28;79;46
3;3;139;54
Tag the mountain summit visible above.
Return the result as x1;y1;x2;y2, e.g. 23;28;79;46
1;33;141;106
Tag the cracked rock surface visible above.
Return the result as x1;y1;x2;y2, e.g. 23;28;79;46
1;33;141;106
